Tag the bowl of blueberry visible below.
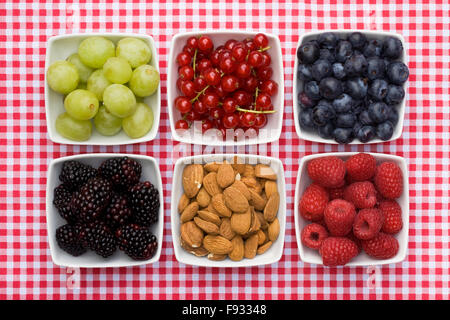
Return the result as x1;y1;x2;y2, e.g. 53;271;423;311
293;30;409;144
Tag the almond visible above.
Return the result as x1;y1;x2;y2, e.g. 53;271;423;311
257;241;273;255
196;187;211;208
203;235;233;255
181;221;204;248
230;207;252;235
229;236;244;261
207;253;227;261
231;180;251;200
244;233;259;259
257;229;266;245
206;203;220;216
243;165;255;177
197;210;221;226
231;156;246;174
249;189;267;211
268;217;280;242
203;172;222;196
194;217;220;235
217;163;235;189
247;207;261;233
178;193;190;214
263;192;279;222
255;164;277;180
241;176;262;194
219;217;236;240
256;211;269;230
264;180;278;198
204;162;220;172
223;186;249;213
180;238;208;256
211;193;232;218
182;164;204;198
180;201;199;223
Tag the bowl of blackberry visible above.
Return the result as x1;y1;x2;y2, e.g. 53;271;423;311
293;31;409;144
46;154;164;268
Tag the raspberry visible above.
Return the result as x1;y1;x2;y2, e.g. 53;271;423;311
344;181;377;209
299;183;329;222
345;153;377;181
301;223;329;250
379;200;403;234
374;162;403;199
307;156;346;188
328;186;345;200
324;199;356;236
319;237;359;266
362;232;399;259
353;208;384;240
346;232;362;253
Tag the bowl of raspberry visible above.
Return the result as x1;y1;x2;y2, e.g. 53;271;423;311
294;152;409;266
293;30;409;144
46;153;164;268
168;31;284;146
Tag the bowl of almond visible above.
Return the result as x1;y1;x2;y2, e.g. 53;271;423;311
170;154;286;267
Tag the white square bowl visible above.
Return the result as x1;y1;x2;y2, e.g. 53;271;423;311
167;30;284;146
46;153;164;268
45;33;161;145
171;154;286;267
294;152;409;266
292;30;408;144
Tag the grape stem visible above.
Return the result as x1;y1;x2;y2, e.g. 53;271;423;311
236;107;276;114
190;85;210;103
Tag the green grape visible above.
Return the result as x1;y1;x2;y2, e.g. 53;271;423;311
86;69;111;101
77;82;87;90
64;89;99;120
116;37;152;68
103;84;137;118
122;102;154;138
67;53;94;83
46;60;79;94
103;57;132;84
55;112;92;141
129;65;160;97
78;36;115;68
94;105;122;136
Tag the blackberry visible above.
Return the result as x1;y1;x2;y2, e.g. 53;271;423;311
53;184;78;223
55;224;86;256
98;157;142;190
59;161;97;191
116;224;158;261
104;192;132;230
70;177;112;223
128;181;160;227
79;222;117;258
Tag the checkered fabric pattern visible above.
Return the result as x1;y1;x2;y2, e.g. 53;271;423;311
0;0;449;300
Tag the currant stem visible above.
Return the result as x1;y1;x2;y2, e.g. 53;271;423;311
192;49;198;76
190;85;210;103
236;107;276;114
258;46;271;52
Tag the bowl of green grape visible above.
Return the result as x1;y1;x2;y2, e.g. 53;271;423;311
45;33;161;145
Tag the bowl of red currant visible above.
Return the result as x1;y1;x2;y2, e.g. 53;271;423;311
168;31;284;146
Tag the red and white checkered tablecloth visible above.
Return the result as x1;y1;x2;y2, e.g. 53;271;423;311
0;0;449;300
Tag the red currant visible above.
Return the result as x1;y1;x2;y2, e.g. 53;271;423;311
181;80;196;98
186;36;198;49
215;84;227;99
260;52;271;67
222;113;240;129
183;110;201;122
243;38;257;52
257;66;273;81
175;97;192;113
175;119;190;130
193;77;207;92
254;113;268;128
210;50;221;66
218;50;232;61
232;44;247;62
255;92;271;109
253;33;269;48
201;119;214;133
221;75;239;93
235;62;252;78
219;57;236;74
203;68;221;86
176;78;186;91
233;90;252;107
260;80;278;96
176;52;191;66
209;107;225;120
224;39;237;51
202;92;220;109
240;112;256;127
197;59;212;73
179;65;194;80
198;36;213;52
183;45;196;56
248;51;263;67
222;98;237;114
193;100;207;115
243;76;258;93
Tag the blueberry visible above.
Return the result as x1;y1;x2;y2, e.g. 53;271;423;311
387;61;409;85
332;62;346;79
368;79;389;101
318;32;338;49
304;81;321;100
317;99;334;109
368;102;391;123
318;122;335;139
312;59;332;81
348;32;367;50
351;99;365;115
298;92;316;109
376;121;394;141
388;107;399;125
345;77;368;100
363;39;382;57
299;109;315;129
366;57;386;80
320;48;336;64
297;64;313;81
335;40;353;63
297;41;320;64
333;127;354;144
344;54;368;77
335;113;356;128
385;84;405;106
312;103;336;126
319;77;343;100
382;36;403;59
359;110;374;126
356;125;376;143
353;122;363;136
332;93;353;113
